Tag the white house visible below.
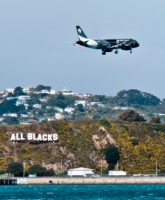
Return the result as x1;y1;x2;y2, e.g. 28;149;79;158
23;86;34;93
0;90;5;95
62;88;77;96
109;171;126;176
68;167;95;177
33;104;42;109
83;93;92;97
6;89;14;93
40;90;50;94
18;95;31;100
50;90;56;95
75;100;87;107
54;107;63;113
55;113;65;120
16;99;26;106
64;107;75;114
3;113;18;117
6;97;18;100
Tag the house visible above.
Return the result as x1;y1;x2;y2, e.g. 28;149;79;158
64;107;75;114
54;107;63;113
74;100;87;107
47;117;55;121
6;97;18;100
112;106;133;110
3;113;18;117
109;171;126;176
0;118;4;122
6;89;14;93
55;113;65;120
68;167;95;177
0;90;5;95
83;93;92;98
24;104;29;110
23;86;34;93
20;114;33;118
61;88;77;96
33;104;42;109
39;98;48;102
40;90;50;94
18;95;31;100
50;90;56;95
16;99;26;106
27;119;38;124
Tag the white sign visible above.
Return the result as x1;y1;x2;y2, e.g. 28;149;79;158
10;133;58;142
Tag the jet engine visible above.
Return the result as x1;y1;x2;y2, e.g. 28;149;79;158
102;43;111;52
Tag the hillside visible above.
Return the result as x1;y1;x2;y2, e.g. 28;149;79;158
1;120;165;174
0;86;165;124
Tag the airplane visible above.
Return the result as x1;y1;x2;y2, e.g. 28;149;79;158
74;26;139;55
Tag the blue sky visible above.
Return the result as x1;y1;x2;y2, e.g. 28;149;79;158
0;1;165;99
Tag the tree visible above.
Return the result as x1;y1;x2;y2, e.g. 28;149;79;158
0;99;25;115
149;116;161;123
77;104;84;112
117;89;161;106
105;145;120;170
118;110;146;122
28;164;47;176
100;120;111;128
4;117;19;125
13;86;25;96
46;168;55;176
35;85;51;92
6;162;23;176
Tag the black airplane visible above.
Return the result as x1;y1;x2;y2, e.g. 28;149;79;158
74;26;139;55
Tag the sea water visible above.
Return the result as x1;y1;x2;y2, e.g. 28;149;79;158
1;184;165;199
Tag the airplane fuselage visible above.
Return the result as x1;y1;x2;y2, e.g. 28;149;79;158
75;26;139;55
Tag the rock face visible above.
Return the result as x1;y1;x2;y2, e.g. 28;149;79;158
92;126;116;150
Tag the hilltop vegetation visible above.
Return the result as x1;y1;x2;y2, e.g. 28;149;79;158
0;120;165;175
0;85;165;125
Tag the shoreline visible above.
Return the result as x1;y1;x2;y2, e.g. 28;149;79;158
17;177;165;185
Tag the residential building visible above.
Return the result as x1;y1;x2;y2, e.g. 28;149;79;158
64;107;75;114
55;113;65;120
75;100;87;107
6;89;14;93
3;113;18;117
33;104;42;109
18;95;31;100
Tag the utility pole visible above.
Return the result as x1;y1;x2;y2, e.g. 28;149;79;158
100;159;102;176
156;161;158;176
61;159;63;174
23;161;25;177
117;161;119;176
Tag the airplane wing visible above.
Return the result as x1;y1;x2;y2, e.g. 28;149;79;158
111;39;133;49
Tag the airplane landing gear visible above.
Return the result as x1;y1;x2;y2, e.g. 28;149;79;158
130;50;132;54
102;52;106;55
115;50;118;54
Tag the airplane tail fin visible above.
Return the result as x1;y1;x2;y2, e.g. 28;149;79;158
76;26;88;40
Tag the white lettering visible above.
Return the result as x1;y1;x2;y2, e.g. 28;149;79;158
27;133;33;140
20;133;25;140
16;133;21;141
37;134;42;141
10;132;59;142
33;133;38;141
11;133;15;141
48;134;52;141
42;134;47;141
53;134;58;141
